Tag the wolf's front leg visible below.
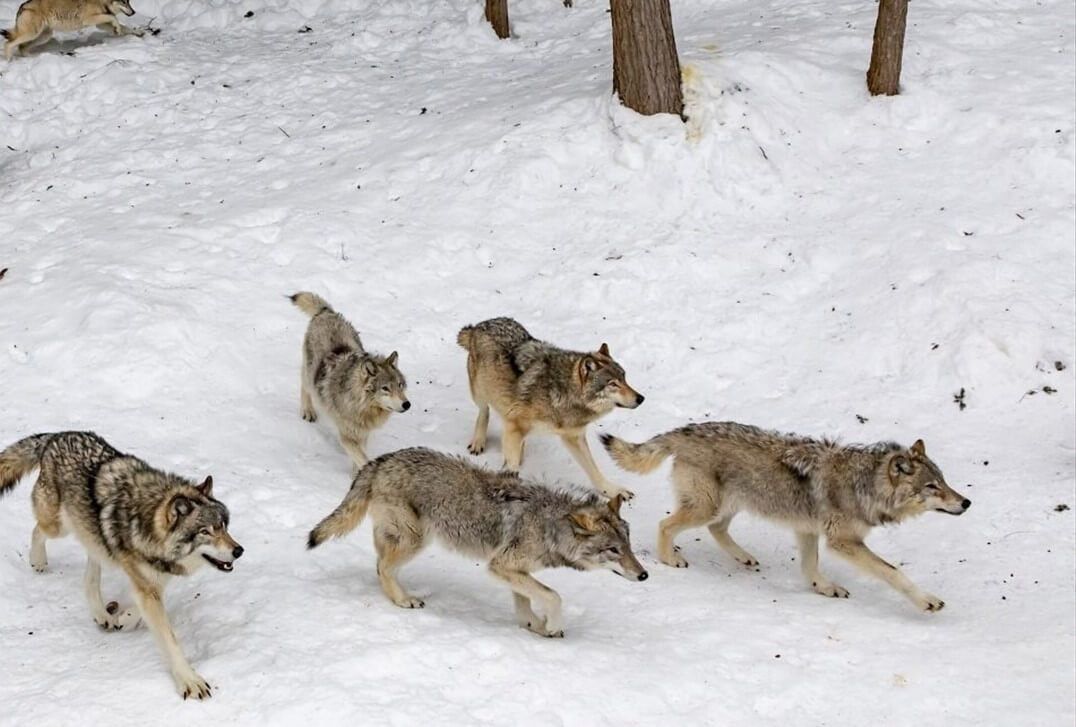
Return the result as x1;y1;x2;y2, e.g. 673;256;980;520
127;575;211;699
340;434;369;471
796;533;848;598
828;538;942;611
560;432;634;501
489;561;563;637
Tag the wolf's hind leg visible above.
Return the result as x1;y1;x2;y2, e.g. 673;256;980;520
373;518;425;609
502;420;527;470
797;532;848;598
29;480;62;572
29;525;50;572
708;515;759;567
468;403;490;455
828;538;942;611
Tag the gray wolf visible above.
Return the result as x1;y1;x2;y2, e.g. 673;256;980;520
0;431;244;699
602;422;971;612
307;447;647;637
457;317;643;499
3;0;142;60
291;291;410;469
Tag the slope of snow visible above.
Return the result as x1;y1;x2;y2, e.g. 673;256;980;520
1;0;1073;724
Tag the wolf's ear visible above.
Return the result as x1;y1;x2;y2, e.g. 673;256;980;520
568;509;600;533
362;359;378;377
386;351;399;367
196;475;213;497
910;439;926;458
171;495;194;522
888;454;914;479
578;355;599;381
608;494;623;516
598;343;610;357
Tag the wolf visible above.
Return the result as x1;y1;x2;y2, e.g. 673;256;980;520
307;447;647;637
457;317;643;500
3;0;142;60
0;431;243;699
602;422;971;612
291;291;410;470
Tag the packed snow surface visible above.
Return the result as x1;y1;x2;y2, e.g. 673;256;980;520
1;0;1074;724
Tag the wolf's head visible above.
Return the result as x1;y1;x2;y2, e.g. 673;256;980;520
565;495;648;581
885;440;970;518
577;343;644;413
109;0;135;16
162;476;244;573
360;351;410;413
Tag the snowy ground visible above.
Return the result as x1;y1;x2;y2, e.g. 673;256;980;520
1;0;1074;724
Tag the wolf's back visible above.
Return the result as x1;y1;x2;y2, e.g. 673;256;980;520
0;433;53;496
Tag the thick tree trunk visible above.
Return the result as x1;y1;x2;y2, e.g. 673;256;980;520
610;0;684;117
485;0;510;39
866;0;909;96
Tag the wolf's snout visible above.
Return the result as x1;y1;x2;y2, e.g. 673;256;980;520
635;394;645;406
232;545;245;559
961;499;972;511
401;400;411;412
637;570;649;582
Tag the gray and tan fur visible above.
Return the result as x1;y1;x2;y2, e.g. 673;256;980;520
0;431;243;699
307;447;647;637
3;0;142;60
602;422;971;612
457;317;643;500
291;291;410;469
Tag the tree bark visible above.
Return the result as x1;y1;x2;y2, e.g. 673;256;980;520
866;0;909;96
485;0;510;40
610;0;684;117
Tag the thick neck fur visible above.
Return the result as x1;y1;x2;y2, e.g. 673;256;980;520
838;446;915;527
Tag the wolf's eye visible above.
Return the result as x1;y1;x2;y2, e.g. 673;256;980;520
924;483;939;491
381;386;390;392
200;528;212;536
604;546;621;556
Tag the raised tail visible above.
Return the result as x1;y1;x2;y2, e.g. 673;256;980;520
600;432;673;474
290;291;333;318
456;324;475;350
0;434;52;497
307;465;375;549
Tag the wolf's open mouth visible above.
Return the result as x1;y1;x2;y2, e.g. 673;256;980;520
202;554;234;572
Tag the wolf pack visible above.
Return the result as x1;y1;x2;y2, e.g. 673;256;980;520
0;292;973;700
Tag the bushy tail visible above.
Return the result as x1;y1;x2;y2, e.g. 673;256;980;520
599;432;673;474
307;466;374;549
290;291;333;318
0;434;52;497
456;325;475;350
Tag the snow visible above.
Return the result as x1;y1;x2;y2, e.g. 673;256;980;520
1;0;1073;724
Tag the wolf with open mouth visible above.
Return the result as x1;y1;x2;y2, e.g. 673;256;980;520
0;430;243;700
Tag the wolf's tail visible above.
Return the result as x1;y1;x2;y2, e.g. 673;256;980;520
290;291;333;318
307;464;375;549
599;432;673;474
456;324;475;350
0;434;52;497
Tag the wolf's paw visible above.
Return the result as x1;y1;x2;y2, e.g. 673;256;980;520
660;549;689;568
812;581;850;599
736;554;760;568
393;596;425;609
542;629;565;639
601;484;634;502
467;440;485;456
301;409;317;422
30;561;47;573
916;594;945;612
174;669;212;700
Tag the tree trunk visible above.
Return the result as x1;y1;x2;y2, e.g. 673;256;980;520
610;0;684;117
866;0;908;96
485;0;509;40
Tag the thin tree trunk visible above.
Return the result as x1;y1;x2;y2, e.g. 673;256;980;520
866;0;908;96
610;0;684;117
485;0;510;40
